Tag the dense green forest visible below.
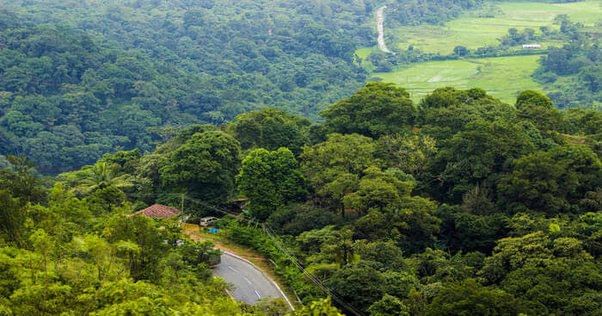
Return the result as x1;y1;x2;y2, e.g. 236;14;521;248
0;0;483;173
0;0;601;315
2;0;599;173
0;146;342;313
3;82;600;315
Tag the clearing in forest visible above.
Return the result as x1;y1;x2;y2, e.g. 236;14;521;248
372;55;544;103
393;0;602;54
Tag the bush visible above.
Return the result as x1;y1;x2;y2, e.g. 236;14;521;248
222;217;323;302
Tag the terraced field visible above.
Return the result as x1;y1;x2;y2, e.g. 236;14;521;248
358;0;601;103
373;55;544;103
394;0;602;54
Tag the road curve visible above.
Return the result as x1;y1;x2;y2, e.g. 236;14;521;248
213;252;293;309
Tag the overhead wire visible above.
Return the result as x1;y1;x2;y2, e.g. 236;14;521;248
169;193;365;316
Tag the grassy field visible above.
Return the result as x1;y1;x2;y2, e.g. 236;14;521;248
372;55;544;103
355;47;373;60
393;0;602;54
355;47;376;70
355;1;601;103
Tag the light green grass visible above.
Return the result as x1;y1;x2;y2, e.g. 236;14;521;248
356;47;373;60
355;47;377;71
373;55;544;103
394;0;602;54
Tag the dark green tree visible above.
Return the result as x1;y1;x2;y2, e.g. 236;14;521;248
160;131;241;208
322;82;415;138
424;279;528;316
368;294;410;316
238;147;307;220
498;144;602;214
430;118;537;201
516;90;562;132
326;265;384;313
229;108;310;154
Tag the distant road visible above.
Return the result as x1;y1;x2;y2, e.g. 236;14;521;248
376;6;392;53
214;251;293;309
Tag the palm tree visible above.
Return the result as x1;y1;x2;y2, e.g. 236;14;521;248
76;162;133;194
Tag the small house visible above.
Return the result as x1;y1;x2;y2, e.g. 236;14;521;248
522;44;541;49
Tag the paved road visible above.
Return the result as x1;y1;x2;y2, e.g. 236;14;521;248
213;252;292;307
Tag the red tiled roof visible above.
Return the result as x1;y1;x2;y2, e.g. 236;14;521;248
134;204;181;219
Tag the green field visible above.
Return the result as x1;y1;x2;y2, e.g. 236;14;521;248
372;55;544;103
356;1;601;104
394;0;602;54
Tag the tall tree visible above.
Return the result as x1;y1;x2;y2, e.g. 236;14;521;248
238;147;306;220
430;118;538;202
322;82;416;138
301;133;377;212
498;144;602;214
515;90;562;132
160;131;241;208
229;108;310;154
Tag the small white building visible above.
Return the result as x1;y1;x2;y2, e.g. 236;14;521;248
522;44;542;49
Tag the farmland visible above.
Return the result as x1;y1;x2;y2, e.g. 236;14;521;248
393;0;602;54
372;55;544;103
360;0;601;103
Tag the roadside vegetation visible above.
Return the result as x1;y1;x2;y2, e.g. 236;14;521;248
3;82;598;315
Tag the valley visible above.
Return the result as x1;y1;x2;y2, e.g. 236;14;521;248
360;0;602;103
0;1;600;315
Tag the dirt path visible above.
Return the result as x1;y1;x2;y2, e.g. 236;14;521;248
376;6;392;53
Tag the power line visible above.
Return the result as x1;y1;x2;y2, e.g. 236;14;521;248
171;194;365;316
261;224;365;316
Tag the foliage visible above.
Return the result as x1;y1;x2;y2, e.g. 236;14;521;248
322;82;416;138
160;131;241;210
368;294;410;316
498;144;602;214
292;297;343;316
423;279;527;315
0;171;250;314
325;264;385;313
229;108;311;155
533;18;601;108
0;0;370;173
32;81;600;315
300;133;378;214
238;148;307;220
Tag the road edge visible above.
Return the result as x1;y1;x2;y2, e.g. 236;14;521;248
222;251;296;311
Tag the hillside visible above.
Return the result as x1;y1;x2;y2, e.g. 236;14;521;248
359;0;601;106
0;2;601;314
3;83;600;315
0;0;482;174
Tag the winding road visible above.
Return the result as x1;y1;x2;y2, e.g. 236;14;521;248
214;251;293;309
376;6;392;53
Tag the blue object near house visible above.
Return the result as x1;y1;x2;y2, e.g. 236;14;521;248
208;227;219;234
